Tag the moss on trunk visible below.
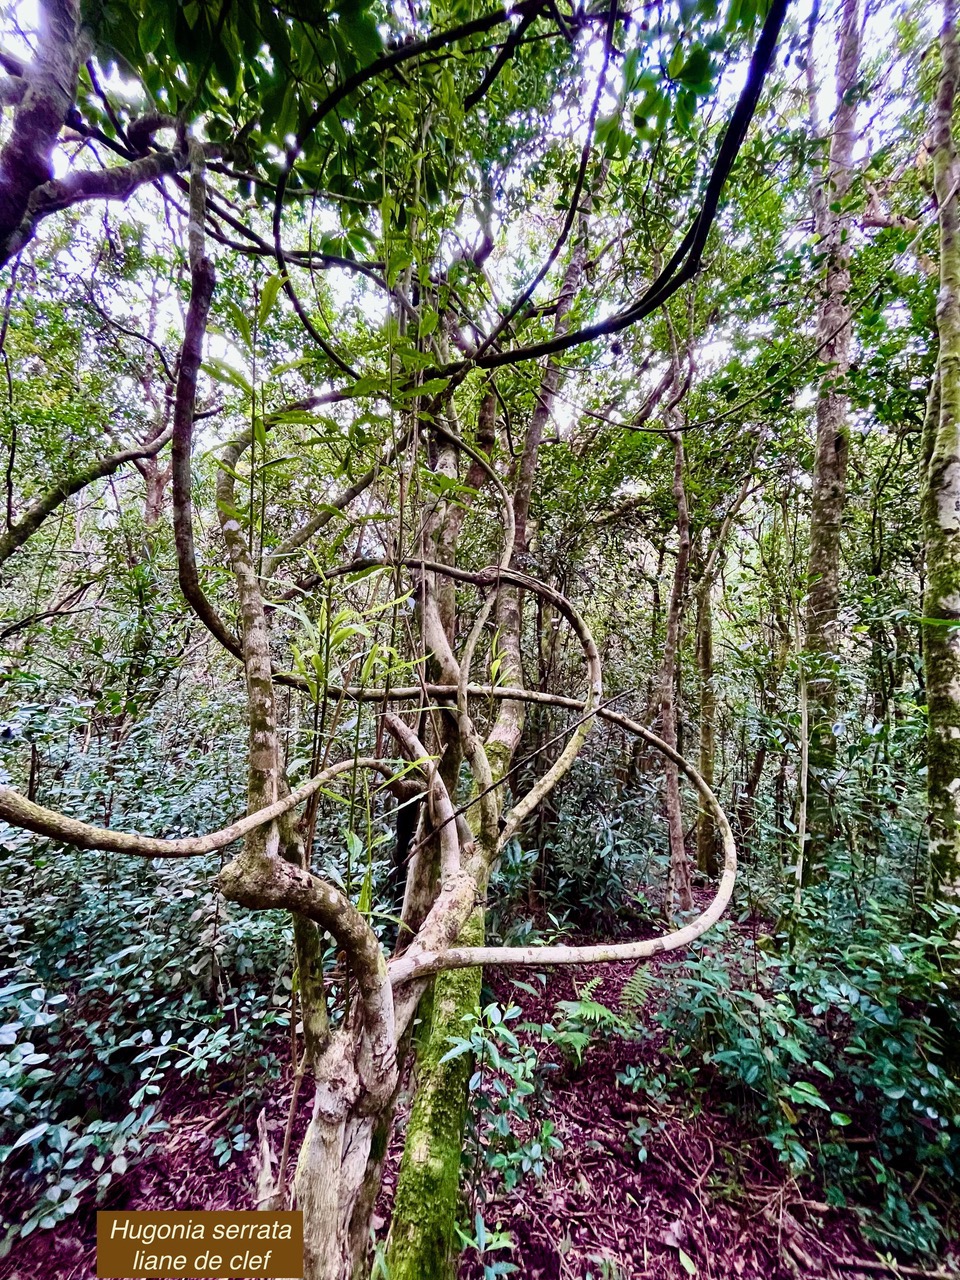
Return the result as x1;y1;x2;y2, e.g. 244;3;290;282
386;909;484;1280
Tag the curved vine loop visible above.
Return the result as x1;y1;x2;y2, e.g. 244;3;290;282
389;711;737;987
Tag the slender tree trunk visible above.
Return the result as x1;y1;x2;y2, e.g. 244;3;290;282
693;474;754;874
663;428;694;914
802;0;862;873
735;742;767;854
922;0;960;897
695;575;719;877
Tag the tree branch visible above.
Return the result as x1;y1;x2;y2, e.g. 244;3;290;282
0;427;172;567
389;709;736;985
0;0;82;266
170;152;241;660
430;0;792;378
0;757;395;857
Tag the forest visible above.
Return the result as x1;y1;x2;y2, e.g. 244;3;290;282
0;0;958;1275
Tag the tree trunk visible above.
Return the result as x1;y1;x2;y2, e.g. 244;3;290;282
663;428;694;914
387;205;595;1279
695;575;719;877
802;0;862;874
386;910;484;1280
922;0;960;897
293;1035;375;1280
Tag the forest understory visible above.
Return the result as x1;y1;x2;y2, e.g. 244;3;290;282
2;908;955;1280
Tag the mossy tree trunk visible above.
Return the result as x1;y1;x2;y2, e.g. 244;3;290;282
802;0;862;877
385;910;484;1280
923;0;960;897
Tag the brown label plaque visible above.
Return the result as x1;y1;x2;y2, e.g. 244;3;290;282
96;1211;303;1278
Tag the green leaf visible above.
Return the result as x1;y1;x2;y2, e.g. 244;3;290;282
438;1040;474;1064
202;358;252;395
11;1122;49;1150
346;375;390;397
678;1248;697;1276
345;829;364;862
137;9;166;55
258;274;287;328
678;45;711;92
357;866;373;916
339;10;383;64
225;301;252;351
395;377;450;400
675;88;697;131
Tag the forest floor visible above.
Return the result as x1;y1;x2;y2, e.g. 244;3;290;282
448;956;935;1280
2;922;957;1280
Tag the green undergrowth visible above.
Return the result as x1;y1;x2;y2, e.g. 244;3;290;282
471;815;960;1265
621;898;960;1259
0;691;401;1256
441;969;655;1277
0;859;295;1251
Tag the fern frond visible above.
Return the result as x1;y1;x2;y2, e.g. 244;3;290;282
575;975;603;1003
620;964;655;1016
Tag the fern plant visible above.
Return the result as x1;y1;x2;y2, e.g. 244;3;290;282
548;977;634;1065
619;965;655;1020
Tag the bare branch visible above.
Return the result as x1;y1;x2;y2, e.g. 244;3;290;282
389;712;736;985
428;0;791;378
0;757;396;857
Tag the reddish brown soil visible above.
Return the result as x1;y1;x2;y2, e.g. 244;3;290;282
456;958;909;1280
0;1077;269;1280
